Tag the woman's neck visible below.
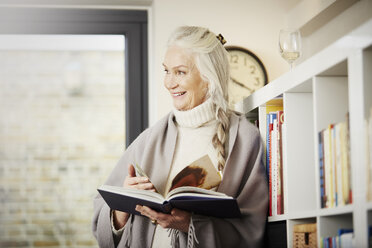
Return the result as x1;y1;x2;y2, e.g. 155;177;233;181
173;98;215;128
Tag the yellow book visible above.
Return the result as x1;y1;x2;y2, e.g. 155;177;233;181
324;126;334;208
335;123;343;206
340;122;350;204
266;98;283;114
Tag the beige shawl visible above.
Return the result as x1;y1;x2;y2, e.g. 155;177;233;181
92;112;268;248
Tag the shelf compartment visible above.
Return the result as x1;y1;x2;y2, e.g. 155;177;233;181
264;220;287;248
287;218;317;248
259;98;285;217
313;75;351;211
313;75;349;132
318;213;353;245
283;91;316;214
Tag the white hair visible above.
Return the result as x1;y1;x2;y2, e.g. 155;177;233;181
167;26;231;173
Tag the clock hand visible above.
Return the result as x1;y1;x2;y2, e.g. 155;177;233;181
230;77;253;93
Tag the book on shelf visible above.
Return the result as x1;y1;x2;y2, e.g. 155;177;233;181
265;100;284;217
277;111;284;215
319;131;326;208
97;155;241;218
322;228;353;248
318;114;352;209
271;114;278;217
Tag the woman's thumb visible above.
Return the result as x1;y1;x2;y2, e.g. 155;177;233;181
128;164;136;177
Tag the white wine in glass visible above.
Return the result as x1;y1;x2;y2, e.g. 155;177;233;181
279;29;301;69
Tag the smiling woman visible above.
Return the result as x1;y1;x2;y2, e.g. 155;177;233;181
93;26;268;248
163;46;208;111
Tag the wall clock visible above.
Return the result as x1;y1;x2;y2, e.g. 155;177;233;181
225;46;268;106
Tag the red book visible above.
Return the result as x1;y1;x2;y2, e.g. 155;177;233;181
277;111;284;215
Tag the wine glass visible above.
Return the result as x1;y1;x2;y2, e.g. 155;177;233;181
279;29;302;70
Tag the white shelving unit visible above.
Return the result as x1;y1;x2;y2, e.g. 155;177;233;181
236;19;372;247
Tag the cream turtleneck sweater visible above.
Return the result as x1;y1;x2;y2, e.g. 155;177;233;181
152;98;220;248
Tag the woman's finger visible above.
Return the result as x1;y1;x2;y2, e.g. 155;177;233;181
133;182;155;190
136;205;160;220
126;176;149;186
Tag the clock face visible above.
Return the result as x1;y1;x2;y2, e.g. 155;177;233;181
226;46;268;105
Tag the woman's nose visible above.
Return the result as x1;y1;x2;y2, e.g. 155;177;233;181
164;74;178;90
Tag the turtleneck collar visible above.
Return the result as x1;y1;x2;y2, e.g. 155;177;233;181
173;97;216;128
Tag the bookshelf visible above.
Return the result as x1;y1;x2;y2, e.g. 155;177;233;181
235;19;372;247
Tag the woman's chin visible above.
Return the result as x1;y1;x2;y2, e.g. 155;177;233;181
174;105;186;111
173;101;188;111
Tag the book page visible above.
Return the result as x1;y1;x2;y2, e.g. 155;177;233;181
167;154;221;193
166;186;229;200
99;185;165;203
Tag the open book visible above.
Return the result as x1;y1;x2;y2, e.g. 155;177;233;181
98;155;241;218
98;185;241;218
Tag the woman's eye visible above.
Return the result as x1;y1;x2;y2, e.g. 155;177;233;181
177;70;186;75
164;69;169;74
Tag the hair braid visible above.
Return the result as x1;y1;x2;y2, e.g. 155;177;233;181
168;26;231;173
212;107;230;172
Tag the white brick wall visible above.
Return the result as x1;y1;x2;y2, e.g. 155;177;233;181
0;50;125;247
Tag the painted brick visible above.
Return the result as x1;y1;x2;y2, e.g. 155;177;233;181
0;49;125;248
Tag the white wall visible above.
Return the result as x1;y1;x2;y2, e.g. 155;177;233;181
298;0;372;64
150;0;291;124
2;0;371;126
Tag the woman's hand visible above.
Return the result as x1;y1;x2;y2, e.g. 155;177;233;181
135;205;191;233
113;164;156;229
123;164;156;191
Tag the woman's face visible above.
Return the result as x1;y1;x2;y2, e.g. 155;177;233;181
163;46;208;111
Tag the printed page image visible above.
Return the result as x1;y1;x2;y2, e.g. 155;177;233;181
168;155;221;192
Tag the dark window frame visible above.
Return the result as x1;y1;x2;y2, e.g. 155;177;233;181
0;7;148;147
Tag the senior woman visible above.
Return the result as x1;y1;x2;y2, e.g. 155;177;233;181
92;26;268;248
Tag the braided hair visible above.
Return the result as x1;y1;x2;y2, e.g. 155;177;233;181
167;26;231;173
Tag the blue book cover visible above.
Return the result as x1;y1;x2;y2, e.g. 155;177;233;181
266;113;270;183
267;112;277;216
98;185;241;218
337;228;353;236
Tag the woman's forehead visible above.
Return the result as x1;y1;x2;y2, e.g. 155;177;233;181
163;46;195;68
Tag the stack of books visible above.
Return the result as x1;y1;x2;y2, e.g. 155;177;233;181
266;100;284;217
318;114;352;208
322;228;353;248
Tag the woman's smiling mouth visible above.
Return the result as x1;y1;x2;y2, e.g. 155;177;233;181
172;92;186;97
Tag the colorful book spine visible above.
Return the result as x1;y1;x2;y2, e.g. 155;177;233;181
266;113;271;216
265;101;284;217
319;131;325;208
277;111;284;215
323;126;332;208
322;228;353;248
269;112;277;216
331;124;337;207
319;115;352;208
271;117;277;216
